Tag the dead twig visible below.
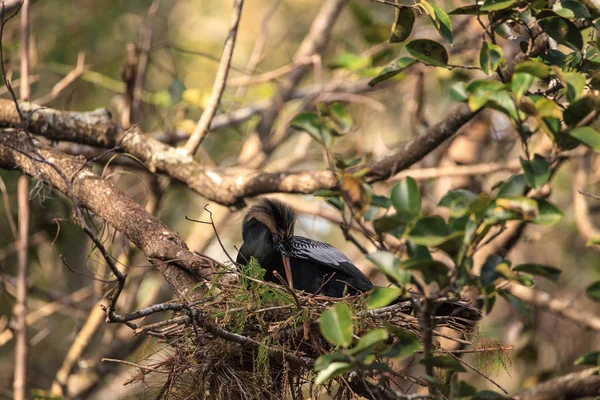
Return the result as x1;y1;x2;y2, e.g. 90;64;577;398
184;0;244;154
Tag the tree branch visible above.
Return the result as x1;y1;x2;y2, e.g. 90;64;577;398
184;0;244;154
513;367;600;400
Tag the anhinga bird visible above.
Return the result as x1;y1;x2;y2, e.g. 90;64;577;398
236;198;372;297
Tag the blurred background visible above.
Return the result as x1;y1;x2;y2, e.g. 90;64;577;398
1;0;600;398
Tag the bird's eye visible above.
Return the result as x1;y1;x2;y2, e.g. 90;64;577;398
278;243;285;252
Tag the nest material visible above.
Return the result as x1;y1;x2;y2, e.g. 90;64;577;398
130;260;482;399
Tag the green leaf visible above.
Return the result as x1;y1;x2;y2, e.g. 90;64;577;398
538;16;583;51
497;174;527;197
367;251;409;285
402;258;450;286
499;290;531;315
450;5;490;15
564;96;600;126
408;216;452;246
350;328;389;354
368;57;416;86
574;350;600;366
533;199;563;226
512;72;534;102
390;177;421;218
450;81;469;102
421;355;467;372
406;39;449;67
570;127;600;151
315;361;352;385
562;71;586;103
481;0;516;11
320;303;353;347
419;0;453;43
514;60;550;79
586;280;600;302
439;189;477;218
368;287;404;309
321;102;353;135
480;42;504;75
513;264;562;282
384;325;421;358
473;390;510;399
495;197;539;221
373;215;407;235
290;112;332;146
553;0;592;19
520;154;550;190
389;6;415;43
314;353;349;370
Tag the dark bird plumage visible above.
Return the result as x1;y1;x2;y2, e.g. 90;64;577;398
237;198;372;297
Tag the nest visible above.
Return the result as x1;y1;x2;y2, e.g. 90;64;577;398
126;260;482;399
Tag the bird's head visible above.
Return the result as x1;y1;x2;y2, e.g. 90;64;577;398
243;198;296;287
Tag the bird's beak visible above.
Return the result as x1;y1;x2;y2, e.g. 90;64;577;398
281;255;294;289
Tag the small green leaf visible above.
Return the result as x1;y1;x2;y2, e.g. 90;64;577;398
420;0;453;43
533;199;563;226
562;71;586;103
450;81;469;102
368;57;416;86
384;325;421;358
314;353;349;370
586;280;600;302
330;53;372;71
439;189;477;218
408;216;452;247
450;5;490;15
553;0;592;19
321;102;353;135
367;251;409;285
520;154;550;190
320;303;353;347
570;127;600;151
513;264;562;282
512;72;534;102
574;350;600;366
514;60;550;79
406;39;449;67
564;96;600;126
350;328;389;354
421;355;467;372
473;390;510;399
390;177;421;218
368;287;404;309
480;42;504;75
402;258;450;287
389;6;415;43
538;16;583;51
497;174;527;197
315;362;352;385
290;112;331;146
481;0;516;11
373;215;407;235
499;290;531;315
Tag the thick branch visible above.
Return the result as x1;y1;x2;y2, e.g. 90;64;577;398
513;367;600;400
506;284;600;332
0;130;210;294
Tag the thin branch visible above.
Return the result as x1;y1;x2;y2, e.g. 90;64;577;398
13;174;29;400
130;0;161;124
34;52;87;106
183;0;244;154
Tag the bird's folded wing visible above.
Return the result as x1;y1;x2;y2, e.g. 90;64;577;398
291;236;372;287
